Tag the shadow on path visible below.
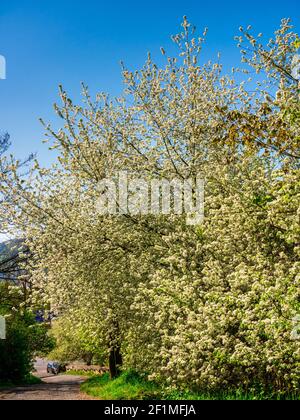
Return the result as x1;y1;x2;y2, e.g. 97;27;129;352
0;360;93;400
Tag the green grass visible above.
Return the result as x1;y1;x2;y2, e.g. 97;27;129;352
80;370;300;400
81;371;160;400
0;374;42;390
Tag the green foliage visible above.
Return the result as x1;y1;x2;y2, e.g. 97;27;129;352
81;371;300;400
0;284;54;381
27;323;55;357
48;316;106;365
81;371;161;400
294;37;300;49
0;315;33;382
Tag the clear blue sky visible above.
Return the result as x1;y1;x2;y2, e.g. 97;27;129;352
0;0;299;166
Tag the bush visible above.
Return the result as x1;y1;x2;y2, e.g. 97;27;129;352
0;306;54;382
0;316;33;382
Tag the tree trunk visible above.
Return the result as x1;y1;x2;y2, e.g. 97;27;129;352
84;352;93;366
109;344;123;379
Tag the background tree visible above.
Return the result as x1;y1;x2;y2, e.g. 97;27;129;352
0;283;54;383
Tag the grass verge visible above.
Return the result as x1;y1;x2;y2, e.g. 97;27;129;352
80;370;300;401
81;371;160;400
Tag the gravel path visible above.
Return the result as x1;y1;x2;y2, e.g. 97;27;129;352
0;359;94;401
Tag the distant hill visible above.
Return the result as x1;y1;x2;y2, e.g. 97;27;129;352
0;239;23;262
0;239;25;281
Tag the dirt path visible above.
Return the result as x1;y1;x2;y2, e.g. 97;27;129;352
0;359;94;401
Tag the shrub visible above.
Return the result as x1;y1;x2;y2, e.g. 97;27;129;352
0;316;33;382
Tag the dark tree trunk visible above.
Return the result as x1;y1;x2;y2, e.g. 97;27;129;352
109;344;123;379
84;352;93;366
